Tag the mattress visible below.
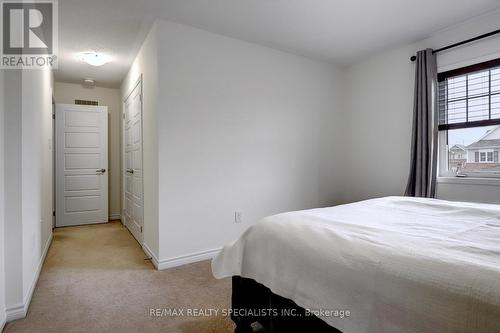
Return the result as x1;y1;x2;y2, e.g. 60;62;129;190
212;196;500;333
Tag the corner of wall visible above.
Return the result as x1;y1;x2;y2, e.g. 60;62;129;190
121;20;160;261
341;10;500;204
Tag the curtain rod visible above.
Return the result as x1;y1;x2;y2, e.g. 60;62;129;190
410;28;500;62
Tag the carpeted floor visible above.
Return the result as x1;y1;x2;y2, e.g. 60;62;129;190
4;221;234;333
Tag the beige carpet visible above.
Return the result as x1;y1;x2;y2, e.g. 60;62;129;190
4;221;234;333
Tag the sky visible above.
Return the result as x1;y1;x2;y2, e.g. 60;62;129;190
448;126;496;146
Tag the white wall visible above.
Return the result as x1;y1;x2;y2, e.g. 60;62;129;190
344;9;500;204
0;69;6;330
344;46;414;202
3;67;53;320
155;20;346;264
21;68;54;304
121;23;159;258
4;70;24;315
53;82;122;219
122;19;346;267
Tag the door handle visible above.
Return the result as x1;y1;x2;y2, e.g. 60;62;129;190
126;168;134;174
96;168;106;174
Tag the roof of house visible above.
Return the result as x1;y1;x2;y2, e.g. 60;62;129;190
450;144;465;151
466;139;500;149
477;125;500;141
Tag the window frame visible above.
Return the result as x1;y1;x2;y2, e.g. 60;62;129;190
438;58;500;179
487;151;494;162
438;57;500;131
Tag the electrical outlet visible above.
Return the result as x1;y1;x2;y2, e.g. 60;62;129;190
234;211;242;224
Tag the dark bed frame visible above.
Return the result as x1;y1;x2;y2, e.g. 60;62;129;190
231;276;342;333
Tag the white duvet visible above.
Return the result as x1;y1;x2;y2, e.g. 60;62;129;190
212;196;500;333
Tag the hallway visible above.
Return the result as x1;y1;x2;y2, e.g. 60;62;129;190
4;222;233;333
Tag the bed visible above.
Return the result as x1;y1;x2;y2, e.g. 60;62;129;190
211;196;500;333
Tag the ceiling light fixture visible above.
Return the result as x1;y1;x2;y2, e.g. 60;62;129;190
82;78;96;88
80;52;111;66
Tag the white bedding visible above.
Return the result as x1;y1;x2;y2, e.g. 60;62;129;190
211;196;500;333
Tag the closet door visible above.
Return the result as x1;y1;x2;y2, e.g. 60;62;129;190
123;80;143;243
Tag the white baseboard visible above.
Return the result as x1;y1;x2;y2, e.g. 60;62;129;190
6;232;53;322
5;303;24;323
109;214;121;221
157;248;221;271
1;315;6;332
141;244;221;271
141;243;160;269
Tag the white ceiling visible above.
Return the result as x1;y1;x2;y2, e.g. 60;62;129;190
55;0;500;88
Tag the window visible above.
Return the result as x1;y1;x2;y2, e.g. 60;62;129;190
438;58;500;178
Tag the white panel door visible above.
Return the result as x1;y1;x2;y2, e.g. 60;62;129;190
56;104;108;227
123;81;143;243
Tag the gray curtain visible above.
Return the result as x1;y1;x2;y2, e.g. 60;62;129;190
405;49;438;198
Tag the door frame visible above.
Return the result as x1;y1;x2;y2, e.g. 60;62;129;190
122;75;144;244
52;94;55;229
